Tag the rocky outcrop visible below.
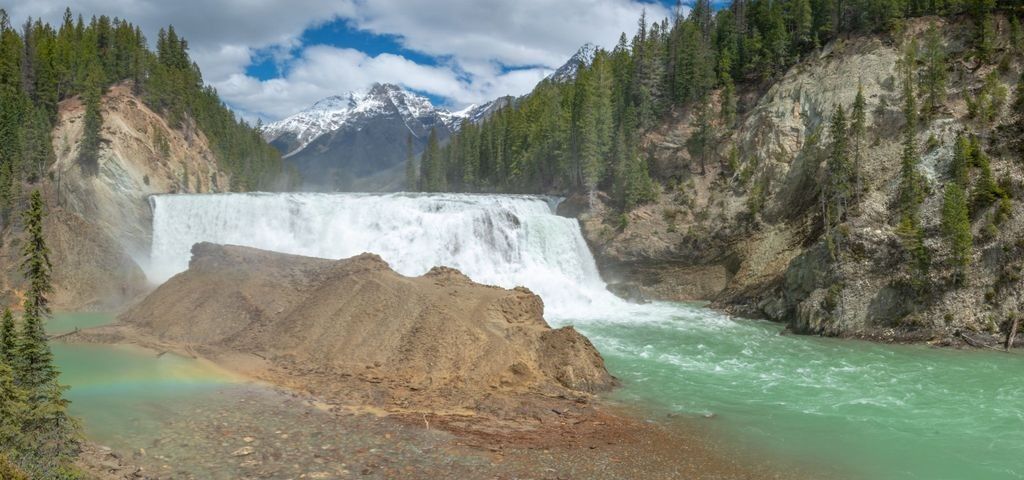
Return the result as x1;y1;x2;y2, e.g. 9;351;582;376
51;83;229;260
578;17;1024;344
0;83;237;310
119;243;615;415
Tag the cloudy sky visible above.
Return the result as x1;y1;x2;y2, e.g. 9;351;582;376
10;0;681;122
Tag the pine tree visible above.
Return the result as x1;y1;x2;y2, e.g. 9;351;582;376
826;105;852;232
0;308;14;365
79;60;103;175
0;358;27;451
850;83;867;205
941;182;972;285
15;190;55;395
950;134;971;187
921;23;948;122
897;41;929;290
12;190;77;477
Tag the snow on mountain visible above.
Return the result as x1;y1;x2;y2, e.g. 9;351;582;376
262;83;467;158
548;43;598;83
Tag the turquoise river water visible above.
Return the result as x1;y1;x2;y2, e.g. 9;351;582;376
49;193;1024;479
50;308;1023;480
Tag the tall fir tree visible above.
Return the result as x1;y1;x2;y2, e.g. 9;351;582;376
15;190;56;395
78;60;103;175
0;308;14;365
941;183;972;286
850;82;867;206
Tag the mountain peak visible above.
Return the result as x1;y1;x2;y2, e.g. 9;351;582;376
549;43;599;83
263;83;465;158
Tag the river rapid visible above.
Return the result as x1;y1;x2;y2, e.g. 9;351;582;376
54;193;1024;479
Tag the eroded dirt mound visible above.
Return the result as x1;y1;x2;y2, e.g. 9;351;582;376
119;243;614;415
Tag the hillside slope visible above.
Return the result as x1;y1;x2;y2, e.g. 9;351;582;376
577;17;1024;345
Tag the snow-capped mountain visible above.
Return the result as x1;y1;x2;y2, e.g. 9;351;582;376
263;83;467;159
262;83;512;191
548;43;598;83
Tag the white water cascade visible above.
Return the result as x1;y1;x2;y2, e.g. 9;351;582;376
148;192;627;319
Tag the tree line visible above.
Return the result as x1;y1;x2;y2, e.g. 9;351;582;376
0;190;79;479
413;0;1021;212
0;8;296;223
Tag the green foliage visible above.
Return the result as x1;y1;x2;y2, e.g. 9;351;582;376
0;9;295;196
941;183;972;285
970;141;1007;213
432;0;994;211
850;83;867;203
950;134;972;187
897;42;930;291
825;105;853;230
79;62;104;175
920;23;948;122
0;190;80;478
0;308;15;364
419;128;446;192
966;72;1007;124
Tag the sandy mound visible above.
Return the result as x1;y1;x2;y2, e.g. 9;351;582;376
120;243;614;414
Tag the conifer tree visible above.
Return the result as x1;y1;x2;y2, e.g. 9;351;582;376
921;23;947;122
0;308;14;365
950;134;971;187
12;190;77;477
850;83;867;205
0;358;27;451
15;190;56;395
79;60;103;175
941;182;972;285
826;105;852;231
897;41;929;290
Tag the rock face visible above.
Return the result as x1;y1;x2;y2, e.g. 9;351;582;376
121;243;614;413
0;82;235;310
577;17;1024;343
51;83;229;260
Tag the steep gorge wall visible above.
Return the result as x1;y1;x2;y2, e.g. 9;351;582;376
579;17;1024;343
0;83;234;311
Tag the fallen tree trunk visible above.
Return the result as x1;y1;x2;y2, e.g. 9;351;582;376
1006;316;1020;351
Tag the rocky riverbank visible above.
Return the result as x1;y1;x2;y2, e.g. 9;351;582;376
567;17;1024;349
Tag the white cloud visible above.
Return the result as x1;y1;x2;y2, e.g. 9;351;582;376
8;0;670;121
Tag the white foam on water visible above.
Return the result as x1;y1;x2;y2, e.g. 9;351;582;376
149;192;626;319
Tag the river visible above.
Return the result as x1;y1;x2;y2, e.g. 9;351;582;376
53;193;1023;479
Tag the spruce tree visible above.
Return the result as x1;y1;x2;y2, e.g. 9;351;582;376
897;41;929;290
79;61;103;175
15;190;55;395
941;183;972;285
921;23;948;122
0;308;14;365
826;105;852;231
950;134;971;187
0;358;27;450
850;83;867;205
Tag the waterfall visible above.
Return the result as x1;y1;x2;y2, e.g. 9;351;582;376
148;192;625;318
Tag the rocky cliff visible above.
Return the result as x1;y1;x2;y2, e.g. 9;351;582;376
0;83;234;310
576;17;1024;345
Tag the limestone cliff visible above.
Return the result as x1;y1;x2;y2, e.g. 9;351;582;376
0;83;234;310
50;83;229;260
576;17;1024;345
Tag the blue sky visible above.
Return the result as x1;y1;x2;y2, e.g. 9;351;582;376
13;0;702;121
